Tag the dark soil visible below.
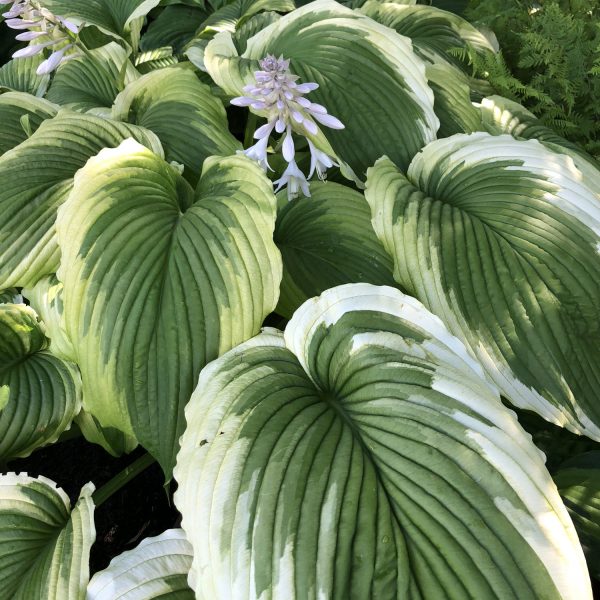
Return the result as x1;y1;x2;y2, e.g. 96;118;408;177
4;437;179;574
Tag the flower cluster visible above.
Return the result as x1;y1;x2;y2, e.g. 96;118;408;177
231;55;344;201
1;0;81;75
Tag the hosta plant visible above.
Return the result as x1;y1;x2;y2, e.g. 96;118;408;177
0;0;598;597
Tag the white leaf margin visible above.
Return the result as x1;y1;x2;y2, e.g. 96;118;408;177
86;529;193;599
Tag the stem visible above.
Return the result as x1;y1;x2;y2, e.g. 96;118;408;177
117;57;129;92
92;453;155;507
244;112;258;148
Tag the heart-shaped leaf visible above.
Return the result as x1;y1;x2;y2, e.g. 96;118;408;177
175;283;591;599
359;1;495;69
57;139;282;476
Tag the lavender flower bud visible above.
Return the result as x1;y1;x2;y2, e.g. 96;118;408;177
15;30;47;41
6;1;83;75
37;45;71;75
6;17;40;29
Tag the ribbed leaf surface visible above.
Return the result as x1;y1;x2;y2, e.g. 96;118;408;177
135;47;179;74
47;43;139;111
358;2;491;136
233;12;281;51
554;452;600;578
274;182;395;318
0;303;80;460
359;1;494;68
57;140;282;476
175;283;590;599
0;92;57;156
0;55;50;96
366;133;600;439
478;95;598;167
23;275;74;362
199;0;294;33
42;0;161;39
204;0;438;176
140;5;208;53
112;67;240;182
425;62;481;137
0;474;95;600
87;529;194;599
75;409;138;457
20;279;136;456
0;111;163;289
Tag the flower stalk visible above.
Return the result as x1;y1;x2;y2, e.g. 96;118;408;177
231;54;344;200
92;453;156;507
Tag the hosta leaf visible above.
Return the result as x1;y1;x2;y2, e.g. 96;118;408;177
134;47;179;74
87;529;194;599
359;1;494;69
425;62;481;137
0;55;50;96
174;283;591;600
366;133;600;440
204;0;438;176
185;0;292;72
46;43;139;112
0;474;95;600
274;182;395;318
23;275;75;362
554;452;600;577
74;410;138;457
0;110;163;289
20;280;136;457
140;5;208;53
77;26;119;51
112;66;240;183
0;92;57;156
357;0;493;135
57;140;282;476
0;303;81;460
199;0;294;33
478;95;598;167
41;0;162;48
233;11;281;52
